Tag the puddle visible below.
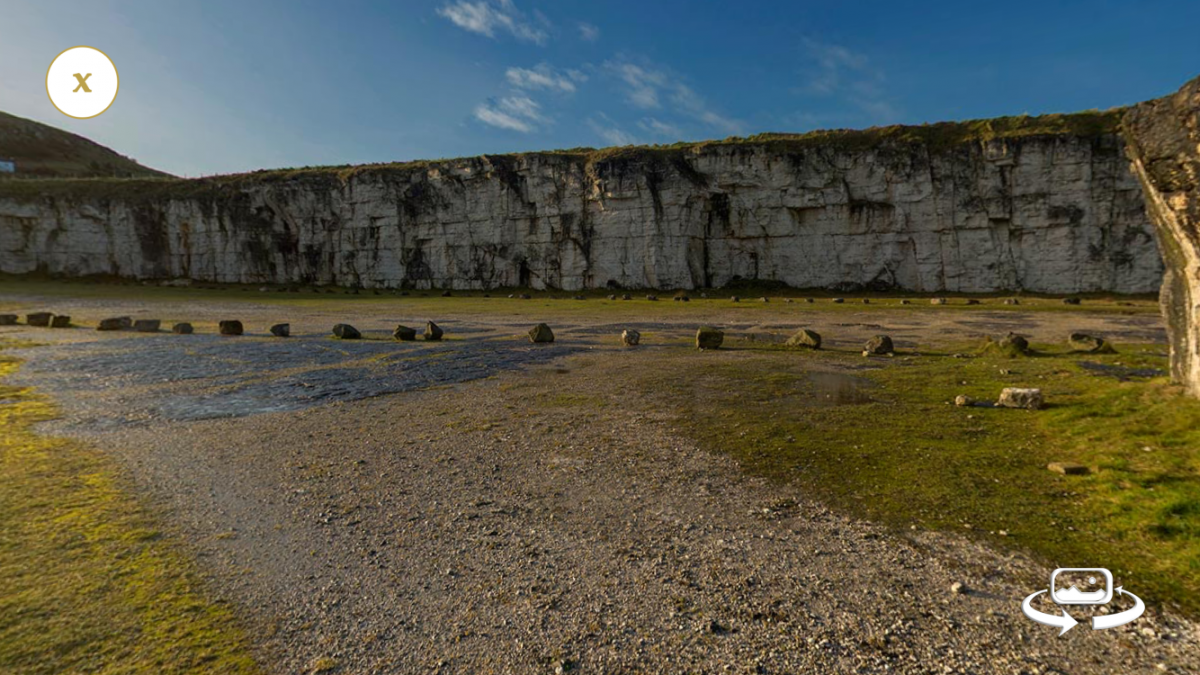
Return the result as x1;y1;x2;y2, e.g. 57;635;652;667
806;371;874;406
1078;361;1166;381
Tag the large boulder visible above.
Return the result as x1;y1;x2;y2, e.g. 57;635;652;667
528;323;555;343
863;335;894;355
26;312;52;327
0;314;17;325
621;329;641;346
219;320;244;336
696;326;724;350
50;315;71;328
1068;332;1114;354
133;319;161;332
172;323;194;334
269;323;290;337
393;325;417;341
1124;75;1200;397
97;316;132;331
332;323;360;339
424;321;444;341
785;328;822;349
998;387;1044;410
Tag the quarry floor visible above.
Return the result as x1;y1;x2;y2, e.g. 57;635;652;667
2;283;1197;674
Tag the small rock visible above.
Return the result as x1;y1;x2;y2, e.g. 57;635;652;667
393;325;417;341
931;297;947;305
730;296;740;302
1004;298;1021;305
269;323;290;337
424;321;444;341
696;326;724;350
573;295;585;300
621;294;632;301
133;319;161;332
172;323;194;334
804;298;814;303
785;328;822;349
784;298;794;303
831;298;844;304
97;317;132;331
760;297;769;303
1062;297;1082;305
1068;332;1114;353
861;298;870;304
864;335;895;356
900;299;911;305
955;395;973;407
528;323;555;343
50;315;71;328
25;312;52;327
0;314;17;325
646;295;658;301
998;387;1044;410
332;323;360;339
998;332;1031;354
441;290;452;297
219;320;244;336
951;582;967;595
519;294;532;300
621;329;641;346
1048;462;1089;475
607;294;617;300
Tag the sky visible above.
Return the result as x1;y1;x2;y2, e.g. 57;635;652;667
2;0;1198;177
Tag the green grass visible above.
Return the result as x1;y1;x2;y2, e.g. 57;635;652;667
0;341;261;675
644;343;1200;615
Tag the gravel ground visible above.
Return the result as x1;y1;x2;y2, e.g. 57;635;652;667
1;295;1196;674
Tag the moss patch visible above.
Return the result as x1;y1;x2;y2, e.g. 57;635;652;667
0;341;260;674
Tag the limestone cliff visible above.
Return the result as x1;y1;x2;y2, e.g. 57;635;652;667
0;114;1162;292
1124;76;1200;395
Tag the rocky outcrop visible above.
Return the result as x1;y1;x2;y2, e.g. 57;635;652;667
1124;76;1200;396
0;118;1162;293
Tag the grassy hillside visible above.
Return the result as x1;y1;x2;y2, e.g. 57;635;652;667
0;111;169;178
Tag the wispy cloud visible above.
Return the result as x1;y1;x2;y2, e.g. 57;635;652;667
578;22;600;42
588;114;637;146
437;0;548;45
800;38;898;122
474;95;546;132
606;59;745;135
638;117;681;138
505;63;586;93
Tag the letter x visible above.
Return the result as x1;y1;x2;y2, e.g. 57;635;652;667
72;73;92;93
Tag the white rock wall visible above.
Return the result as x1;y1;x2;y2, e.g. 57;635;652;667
0;134;1163;292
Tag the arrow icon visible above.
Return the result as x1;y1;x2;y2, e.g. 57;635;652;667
1022;590;1079;635
1092;587;1145;630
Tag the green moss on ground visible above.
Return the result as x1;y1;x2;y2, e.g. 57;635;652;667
0;343;261;675
646;343;1200;616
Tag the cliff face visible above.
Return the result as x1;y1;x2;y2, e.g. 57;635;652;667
0;131;1162;292
1124;76;1200;395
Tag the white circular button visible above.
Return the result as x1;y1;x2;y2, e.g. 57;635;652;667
46;46;119;119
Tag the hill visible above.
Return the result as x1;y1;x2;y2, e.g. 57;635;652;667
0;111;169;178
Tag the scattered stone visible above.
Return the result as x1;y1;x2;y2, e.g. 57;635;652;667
785;328;822;349
831;298;844;304
1068;332;1115;353
219;320;244;336
784;298;794;303
966;299;981;305
97;317;132;331
646;295;658;301
621;294;632;301
1048;462;1089;476
26;312;52;327
760;297;769;303
696;326;724;350
172;323;194;334
1062;297;1082;305
730;296;740;302
50;315;71;328
900;299;911;305
573;295;585;300
270;323;290;337
804;298;814;303
528;323;555;343
507;294;515;298
0;314;17;325
424;321;444;341
951;582;968;595
997;387;1044;410
519;294;532;300
331;323;360;339
955;395;973;407
1004;298;1021;305
133;319;161;332
441;290;452;297
607;294;617;300
931;297;947;305
621;329;641;346
861;298;870;304
674;292;690;301
863;335;894;356
392;325;416;341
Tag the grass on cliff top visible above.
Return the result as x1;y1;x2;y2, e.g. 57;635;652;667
640;340;1200;616
0;109;1124;200
0;341;261;675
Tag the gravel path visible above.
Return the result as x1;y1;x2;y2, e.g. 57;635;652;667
1;296;1195;673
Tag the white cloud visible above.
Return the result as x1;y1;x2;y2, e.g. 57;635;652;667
437;0;548;45
474;95;546;132
606;59;745;136
800;38;898;122
588;115;637;146
638;117;681;138
612;63;669;109
578;22;600;42
506;63;586;93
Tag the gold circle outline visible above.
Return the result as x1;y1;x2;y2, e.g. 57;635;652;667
46;45;119;119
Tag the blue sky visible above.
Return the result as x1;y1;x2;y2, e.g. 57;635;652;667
3;0;1198;177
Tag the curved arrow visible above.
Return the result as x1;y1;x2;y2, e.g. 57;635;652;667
1092;587;1145;630
1022;590;1078;635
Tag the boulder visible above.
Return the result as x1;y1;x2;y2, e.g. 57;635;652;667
172;323;194;334
528;323;555;343
269;323;290;337
931;297;947;305
696;326;724;350
1048;462;1089;476
997;387;1044;410
332;323;360;339
424;321;444;341
1004;298;1021;305
0;314;17;325
97;316;132;331
646;295;658;301
622;294;632;301
621;329;641;346
519;294;532;300
441;290;452;297
133;319;161;332
1068;332;1114;353
785;328;822;349
966;299;981;305
760;297;769;303
50;315;71;328
26;312;52;327
831;298;844;304
999;332;1030;354
607;294;617;300
804;298;814;303
730;296;740;302
861;298;870;304
863;335;894;355
219;320;244;336
954;394;973;407
393;325;417;341
899;299;911;305
1062;297;1082;305
1124;78;1200;397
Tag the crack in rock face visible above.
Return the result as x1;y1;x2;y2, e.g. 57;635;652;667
1124;75;1200;397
